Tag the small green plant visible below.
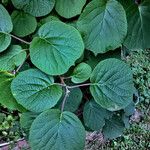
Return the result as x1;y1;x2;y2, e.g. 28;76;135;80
0;0;150;150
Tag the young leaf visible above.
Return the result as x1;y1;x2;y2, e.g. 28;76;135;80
55;0;86;18
77;0;127;55
0;71;25;111
120;0;150;49
11;11;37;37
103;115;125;139
20;112;39;136
30;21;84;75
83;100;112;131
71;62;92;83
58;88;83;112
90;58;134;111
0;4;13;52
29;109;86;150
0;45;26;71
11;69;62;112
11;0;55;17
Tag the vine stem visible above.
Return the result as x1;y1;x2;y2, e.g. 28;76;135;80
15;53;30;73
61;86;70;112
9;34;31;45
68;83;92;89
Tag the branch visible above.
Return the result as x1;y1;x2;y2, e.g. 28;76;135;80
10;34;31;45
15;53;30;73
61;86;70;112
68;83;92;89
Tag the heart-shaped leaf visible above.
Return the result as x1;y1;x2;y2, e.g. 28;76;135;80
90;58;134;111
77;0;127;55
30;21;84;75
11;69;62;112
29;109;86;150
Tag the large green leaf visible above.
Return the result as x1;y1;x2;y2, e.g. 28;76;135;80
55;0;86;18
0;45;26;71
11;0;55;17
29;109;86;150
90;58;134;111
83;100;111;131
0;71;25;111
30;21;84;75
0;4;13;52
11;69;62;112
71;62;92;83
58;88;83;112
119;0;150;49
103;115;125;139
11;11;37;37
77;0;127;55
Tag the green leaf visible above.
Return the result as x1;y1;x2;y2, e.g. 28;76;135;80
29;109;86;150
103;115;125;139
20;112;38;136
124;101;135;116
11;11;37;37
0;33;11;53
58;88;83;112
39;15;60;27
90;58;134;111
30;21;84;75
71;62;92;83
0;45;26;71
11;69;62;112
120;0;150;49
77;0;127;55
0;71;25;111
83;100;111;131
11;0;55;17
55;0;86;18
0;4;13;52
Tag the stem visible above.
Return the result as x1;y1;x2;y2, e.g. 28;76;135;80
10;34;31;45
61;86;70;112
0;138;24;148
15;54;30;73
68;83;92;89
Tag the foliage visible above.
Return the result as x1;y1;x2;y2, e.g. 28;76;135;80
0;0;150;149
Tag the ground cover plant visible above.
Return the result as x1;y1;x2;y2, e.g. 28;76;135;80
0;0;150;150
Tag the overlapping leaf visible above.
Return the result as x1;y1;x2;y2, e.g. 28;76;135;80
77;0;127;55
11;69;62;112
0;4;13;52
0;71;25;111
11;0;55;17
30;21;84;75
55;0;86;18
11;11;37;37
0;45;26;71
83;100;111;131
71;62;92;83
